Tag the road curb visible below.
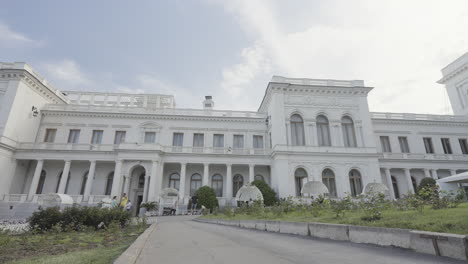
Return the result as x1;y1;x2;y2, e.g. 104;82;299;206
114;219;158;264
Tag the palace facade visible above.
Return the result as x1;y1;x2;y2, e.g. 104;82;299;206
1;52;468;217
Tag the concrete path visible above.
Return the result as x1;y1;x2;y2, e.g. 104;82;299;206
135;216;465;264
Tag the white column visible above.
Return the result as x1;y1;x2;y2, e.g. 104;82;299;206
148;160;159;201
28;160;44;199
304;122;310;145
58;160;71;194
226;164;232;199
179;163;187;200
285;121;290;145
384;168;395;200
431;169;438;180
142;175;150;202
84;160;96;201
424;168;431;179
123;175;131;195
404;168;414;194
450;169;457;176
110;160;123;198
203;163;209;186
249;164;255;183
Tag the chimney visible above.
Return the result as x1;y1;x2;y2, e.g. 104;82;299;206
203;96;214;110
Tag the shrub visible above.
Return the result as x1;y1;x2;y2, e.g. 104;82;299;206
358;192;388;221
251;180;278;206
330;195;353;218
417;177;436;195
28;206;131;232
29;207;62;231
222;206;233;217
140;201;158;211
195;186;219;210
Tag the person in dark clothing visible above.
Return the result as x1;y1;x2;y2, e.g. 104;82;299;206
191;195;198;214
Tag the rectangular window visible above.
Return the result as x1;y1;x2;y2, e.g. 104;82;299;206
253;135;264;149
233;135;244;149
44;128;57;143
398;136;410;153
441;138;452;154
423;137;434;154
172;133;184;146
380;136;392;152
114;131;126;144
459;138;468;154
193;133;204;147
91;130;103;144
144;132;156;143
67;129;80;144
213;134;224;148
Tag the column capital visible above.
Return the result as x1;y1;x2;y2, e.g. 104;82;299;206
204;163;210;166
249;164;255;168
64;159;72;163
115;159;124;163
89;160;97;164
226;163;232;167
36;159;44;162
180;162;187;166
152;160;159;164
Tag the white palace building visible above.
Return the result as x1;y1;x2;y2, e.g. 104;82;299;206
1;52;468;217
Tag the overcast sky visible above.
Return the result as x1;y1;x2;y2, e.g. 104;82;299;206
1;0;467;114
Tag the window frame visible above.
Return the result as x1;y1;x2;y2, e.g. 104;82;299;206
441;138;453;154
291;114;305;146
459;138;468;154
317;115;331;146
213;134;224;148
44;128;57;143
67;129;81;144
398;136;410;153
211;174;223;197
114;131;126;144
423;137;434;154
341;116;357;147
233;134;244;149
380;136;392;153
253;135;264;149
144;132;156;143
91;130;103;144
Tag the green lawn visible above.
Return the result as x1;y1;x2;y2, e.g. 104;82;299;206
204;202;468;235
0;224;147;264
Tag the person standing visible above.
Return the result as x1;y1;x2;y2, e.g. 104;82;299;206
120;193;128;208
111;196;118;208
191;195;198;214
125;200;132;212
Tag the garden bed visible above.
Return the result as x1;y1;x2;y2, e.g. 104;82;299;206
0;223;147;264
203;203;468;235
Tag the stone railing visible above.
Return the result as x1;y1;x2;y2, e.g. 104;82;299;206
163;146;271;155
271;76;365;87
17;142;115;151
273;145;377;154
371;112;468;122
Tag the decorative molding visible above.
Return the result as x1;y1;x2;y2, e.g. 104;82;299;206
374;130;412;135
112;125;132;128
87;124;109;128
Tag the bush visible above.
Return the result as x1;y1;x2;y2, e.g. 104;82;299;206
29;207;62;232
417;177;436;193
358;192;388;221
28;206;131;232
251;180;278;206
195;186;219;210
330;195;353;218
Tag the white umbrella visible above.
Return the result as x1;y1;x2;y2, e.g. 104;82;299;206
160;187;179;198
38;193;74;207
301;181;329;197
235;184;263;202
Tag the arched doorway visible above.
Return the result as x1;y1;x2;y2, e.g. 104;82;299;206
127;165;146;216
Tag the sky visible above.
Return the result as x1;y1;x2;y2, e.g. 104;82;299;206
1;0;468;114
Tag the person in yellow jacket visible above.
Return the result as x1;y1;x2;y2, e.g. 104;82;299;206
120;193;128;208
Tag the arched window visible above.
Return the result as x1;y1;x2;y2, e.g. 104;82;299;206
317;115;331;146
290;114;305;146
55;171;71;194
341;116;357;147
36;170;46;194
190;173;202;196
138;173;145;189
80;171;88;195
349;169;363;197
105;172;114;196
391;176;400;199
233;174;244;196
169;173;180;190
254;175;265;182
294;168;308;196
322;169;337;197
411;176;417;193
211;174;223;197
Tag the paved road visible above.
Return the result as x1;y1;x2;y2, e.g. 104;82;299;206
135;216;464;264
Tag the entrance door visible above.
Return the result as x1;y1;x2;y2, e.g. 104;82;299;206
136;195;143;217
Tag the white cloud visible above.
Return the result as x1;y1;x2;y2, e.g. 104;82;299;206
0;22;33;43
41;59;92;90
216;0;468;114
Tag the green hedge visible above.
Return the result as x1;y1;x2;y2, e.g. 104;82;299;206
251;180;278;206
195;186;219;210
29;206;131;232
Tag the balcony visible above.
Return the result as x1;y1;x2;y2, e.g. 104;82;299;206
273;145;378;154
371;112;468;122
163;146;271;155
17;142;115;151
380;152;468;161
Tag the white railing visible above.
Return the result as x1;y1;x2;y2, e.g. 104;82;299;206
371;112;468;122
163;146;271;155
43;104;266;119
381;153;468;161
270;76;365;87
69;195;83;203
273;145;377;154
17;142;115;151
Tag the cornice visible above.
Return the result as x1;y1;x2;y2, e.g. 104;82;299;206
0;69;68;104
41;110;266;123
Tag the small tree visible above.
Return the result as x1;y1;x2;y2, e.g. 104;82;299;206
251;180;278;206
417;177;436;192
195;186;219;210
417;177;437;200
